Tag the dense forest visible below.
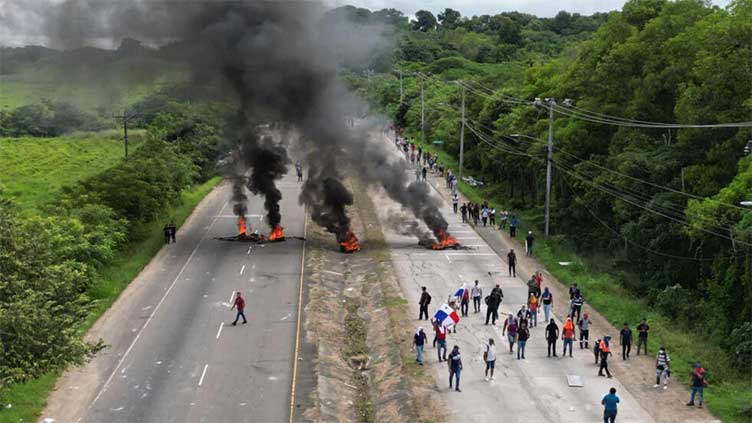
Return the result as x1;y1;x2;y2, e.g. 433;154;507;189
341;0;751;414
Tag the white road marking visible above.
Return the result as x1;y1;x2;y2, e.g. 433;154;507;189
228;291;235;302
89;198;227;407
240;265;246;275
323;270;344;276
445;254;452;262
247;246;252;255
198;364;209;387
215;322;224;339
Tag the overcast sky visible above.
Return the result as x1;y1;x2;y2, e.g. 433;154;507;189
325;0;731;18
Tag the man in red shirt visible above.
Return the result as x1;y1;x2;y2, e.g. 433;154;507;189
231;291;247;325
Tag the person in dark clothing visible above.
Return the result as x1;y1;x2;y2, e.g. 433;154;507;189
413;327;427;365
525;231;534;256
570;292;584;322
569;283;580;300
422;166;427;181
163;223;171;244
485;284;503;325
448;345;463;392
507;249;517;277
620;323;633;360
602;387;620;423
168;221;177;243
460;287;470;317
509;215;518;238
594;337;601;364
687;362;707;407
636;319;650;355
517;322;530;360
231;291;247;325
598;336;613;378
418;287;431;320
460;203;468;223
545;318;559;357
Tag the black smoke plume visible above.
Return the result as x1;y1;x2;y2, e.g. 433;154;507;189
245;135;289;228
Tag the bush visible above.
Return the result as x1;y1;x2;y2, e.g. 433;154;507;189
0;100;107;137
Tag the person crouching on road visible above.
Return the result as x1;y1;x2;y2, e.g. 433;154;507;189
448;345;463;392
413;327;427;365
231;291;247;325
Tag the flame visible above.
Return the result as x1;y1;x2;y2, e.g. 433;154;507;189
268;225;285;242
238;216;247;237
431;228;459;250
339;229;360;253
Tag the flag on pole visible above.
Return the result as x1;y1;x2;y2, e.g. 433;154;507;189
433;304;460;328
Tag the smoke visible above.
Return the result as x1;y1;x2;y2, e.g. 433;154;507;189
14;0;452;243
384;210;434;244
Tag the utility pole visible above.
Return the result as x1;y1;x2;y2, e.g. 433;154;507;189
420;77;425;139
459;84;466;182
544;101;555;237
112;109;139;159
399;69;403;104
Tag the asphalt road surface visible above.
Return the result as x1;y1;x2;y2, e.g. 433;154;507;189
43;170;307;423
379;136;655;422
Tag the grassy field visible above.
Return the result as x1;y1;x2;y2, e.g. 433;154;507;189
0;131;144;214
0;176;221;423
412;134;752;423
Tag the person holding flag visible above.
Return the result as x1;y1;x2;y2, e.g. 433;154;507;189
454;284;470;317
433;303;461;331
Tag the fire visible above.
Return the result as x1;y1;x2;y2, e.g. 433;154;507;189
268;224;285;242
339;229;360;253
431;228;459;250
238;216;248;237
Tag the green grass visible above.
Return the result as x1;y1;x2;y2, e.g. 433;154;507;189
412;134;752;423
0;131;144;214
0;176;221;423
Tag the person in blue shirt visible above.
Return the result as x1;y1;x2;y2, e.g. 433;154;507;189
601;387;620;422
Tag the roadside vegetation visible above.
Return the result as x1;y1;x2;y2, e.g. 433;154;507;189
341;1;751;421
0;98;227;421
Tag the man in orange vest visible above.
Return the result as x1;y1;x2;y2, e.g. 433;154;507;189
598;336;613;378
562;318;575;357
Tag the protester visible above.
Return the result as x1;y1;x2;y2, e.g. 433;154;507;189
601;387;620;423
525;231;534;256
528;293;539;327
637;318;650;355
435;321;448;362
569;283;580;299
413;327;427;365
489;208;496;226
460;285;470;317
472;204;480;226
517;304;531;327
163;223;171;244
526;277;540;299
295;160;303;182
471;280;483;313
578;312;591;349
517;321;530;360
509;214;518;237
484;338;496;381
422;166;427;181
620;323;633;360
460;203;468;223
452;193;459;213
594;337;602;365
481;206;488;227
485;284;503;325
545;318;559;357
687;362;707;407
562;317;575;357
655;346;670;389
231;291;247;325
448;345;463;392
499;209;508;230
541;287;553;323
598;336;613;378
503;313;518;354
168;221;177;243
418;286;431;320
570;292;584;322
507;249;517;277
451;177;458;194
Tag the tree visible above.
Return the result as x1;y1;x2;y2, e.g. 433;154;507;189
412;10;437;32
438;8;461;29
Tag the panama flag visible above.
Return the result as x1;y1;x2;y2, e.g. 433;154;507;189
433;304;460;328
454;286;467;298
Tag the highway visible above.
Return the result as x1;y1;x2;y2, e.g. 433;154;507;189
43;170;307;423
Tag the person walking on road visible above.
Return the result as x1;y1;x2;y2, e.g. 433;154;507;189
525;231;534;256
602;387;620;423
569;283;580;300
562;317;575;357
578;312;591;349
163;223;171;244
517;304;532;327
485;284;503;325
422;166;427;181
528;293;539;327
435;323;447;362
594;338;602;365
499;209;508;230
570;292;584;322
620;323;633;360
448;345;463;392
654;346;670;389
517;321;530;360
541;287;553;323
413;327;427;365
503;313;519;354
484;338;496;381
481;206;489;227
471;280;483;313
507;249;517;277
460;203;468;223
231;291;247;325
545;318;559;357
598;336;613;378
636;318;650;355
687;362;707;407
168;221;177;243
460;285;470;317
490;208;496;226
452;193;459;213
418;287;431;320
509;215;518;238
295;160;303;182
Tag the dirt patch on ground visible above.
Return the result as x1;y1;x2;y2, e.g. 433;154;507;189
302;179;444;423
